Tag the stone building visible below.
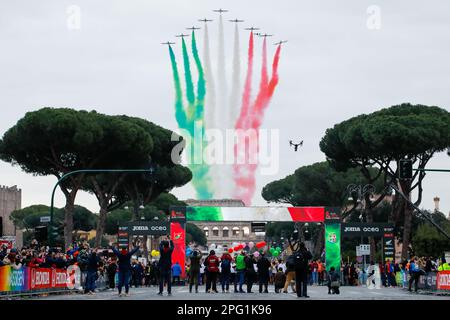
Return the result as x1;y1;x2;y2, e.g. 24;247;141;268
0;185;22;247
183;199;265;247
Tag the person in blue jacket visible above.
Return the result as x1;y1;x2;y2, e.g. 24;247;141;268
172;262;182;285
158;236;174;296
112;240;141;297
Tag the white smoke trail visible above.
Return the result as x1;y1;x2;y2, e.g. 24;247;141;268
203;22;217;197
228;22;241;129
215;14;228;198
217;15;228;126
203;22;216;132
222;22;241;198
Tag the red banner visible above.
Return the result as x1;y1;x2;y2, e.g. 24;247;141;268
29;268;52;290
437;271;450;290
288;207;325;222
170;221;186;278
52;269;70;288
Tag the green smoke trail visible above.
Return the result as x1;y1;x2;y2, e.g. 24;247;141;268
189;30;213;199
191;31;206;119
182;38;196;115
168;45;187;128
167;37;213;199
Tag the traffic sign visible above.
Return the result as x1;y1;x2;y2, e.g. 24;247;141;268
40;216;51;223
357;244;370;256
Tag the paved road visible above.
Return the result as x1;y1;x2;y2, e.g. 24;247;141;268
28;285;449;300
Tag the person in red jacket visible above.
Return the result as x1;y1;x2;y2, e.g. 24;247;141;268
204;250;220;293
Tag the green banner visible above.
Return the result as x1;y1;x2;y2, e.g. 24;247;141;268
325;223;341;273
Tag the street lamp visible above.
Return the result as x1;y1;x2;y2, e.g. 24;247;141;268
347;183;374;272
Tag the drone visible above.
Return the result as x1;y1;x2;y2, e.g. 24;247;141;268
289;140;303;152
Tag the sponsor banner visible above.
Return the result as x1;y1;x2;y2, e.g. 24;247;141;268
324;207;341;221
383;234;395;262
437;271;450;291
325;223;341;274
185;206;325;222
0;266;80;293
0;236;16;249
418;272;437;290
124;221;170;236
170;206;187;222
30;268;52;290
0;266;29;291
170;221;186;278
117;225;129;249
341;223;393;237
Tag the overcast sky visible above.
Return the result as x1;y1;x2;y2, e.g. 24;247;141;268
0;0;449;215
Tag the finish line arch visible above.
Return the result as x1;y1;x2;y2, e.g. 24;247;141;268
168;206;342;278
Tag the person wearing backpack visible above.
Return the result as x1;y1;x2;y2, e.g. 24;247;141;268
244;253;257;293
294;242;312;298
257;253;271;293
408;258;420;292
274;267;286;293
220;251;233;293
327;266;340;294
188;249;202;293
283;254;297;293
205;250;220;293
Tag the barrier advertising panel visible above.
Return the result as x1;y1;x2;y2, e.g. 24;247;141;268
0;266;81;294
437;271;450;291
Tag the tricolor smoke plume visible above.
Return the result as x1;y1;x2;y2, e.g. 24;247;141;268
165;17;282;204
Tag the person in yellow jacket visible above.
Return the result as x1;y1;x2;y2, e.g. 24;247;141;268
438;258;450;271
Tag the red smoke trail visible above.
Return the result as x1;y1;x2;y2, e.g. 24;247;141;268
251;44;281;129
233;42;282;205
233;32;255;204
235;32;254;130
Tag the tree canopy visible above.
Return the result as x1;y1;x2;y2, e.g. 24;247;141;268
0;107;192;248
320;103;450;259
105;193;186;235
262;161;386;258
186;223;207;246
320;104;450;170
262;161;384;209
412;213;450;258
10;204;97;246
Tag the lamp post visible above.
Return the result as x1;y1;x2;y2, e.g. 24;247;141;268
48;168;155;247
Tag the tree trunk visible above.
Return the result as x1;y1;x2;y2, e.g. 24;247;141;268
313;227;324;260
401;203;413;260
133;201;140;221
143;235;149;260
95;203;108;248
63;193;76;249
